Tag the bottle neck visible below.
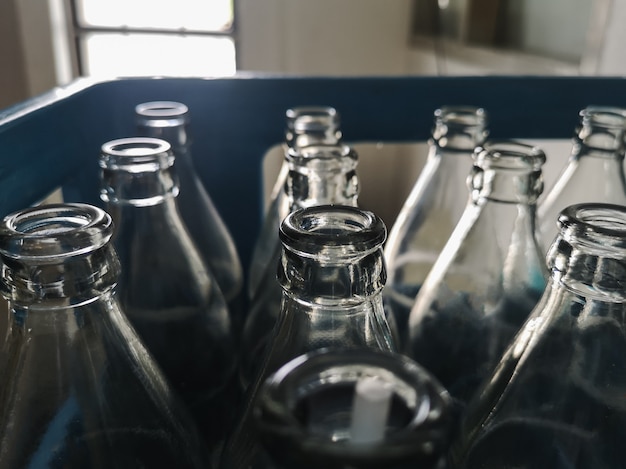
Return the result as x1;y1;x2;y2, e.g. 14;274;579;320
100;164;179;207
1;244;120;308
279;245;385;302
469;160;543;205
284;145;359;209
547;204;626;303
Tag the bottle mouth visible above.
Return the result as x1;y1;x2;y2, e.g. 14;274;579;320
432;106;489;151
0;203;113;260
280;205;386;258
255;348;452;466
579;106;626;129
473;140;546;171
286;106;340;132
100;137;174;170
135;101;189;122
557;203;626;250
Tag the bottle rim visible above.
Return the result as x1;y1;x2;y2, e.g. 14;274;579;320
558;203;626;244
135;101;189;119
255;347;452;465
286;106;341;132
473;139;546;170
280;205;386;256
100;137;175;169
0;203;113;260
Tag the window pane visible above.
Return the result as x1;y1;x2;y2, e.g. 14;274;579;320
76;0;233;32
80;33;236;77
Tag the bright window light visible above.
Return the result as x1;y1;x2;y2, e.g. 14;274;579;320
81;33;236;77
76;0;233;31
73;0;236;77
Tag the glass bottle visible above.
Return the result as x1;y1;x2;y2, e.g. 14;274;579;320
247;106;342;301
0;203;211;468
406;141;549;408
538;106;626;253
240;143;359;388
384;106;488;345
135;101;244;326
252;348;454;469
99;137;239;452
220;205;397;469
452;203;626;469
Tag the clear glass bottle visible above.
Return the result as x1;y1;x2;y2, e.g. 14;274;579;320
135;101;244;325
538;106;626;253
247;106;342;301
406;141;549;408
452;203;626;469
0;203;211;468
99;137;239;452
240;143;359;388
220;205;397;469
252;348;454;469
384;106;488;345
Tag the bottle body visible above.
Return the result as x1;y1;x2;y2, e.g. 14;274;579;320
538;106;626;252
99;137;239;452
452;203;626;469
220;205;397;469
384;107;488;342
240;143;360;387
135;101;244;321
0;203;210;468
247;106;342;301
406;141;548;407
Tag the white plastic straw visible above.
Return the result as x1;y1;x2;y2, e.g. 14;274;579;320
349;376;393;444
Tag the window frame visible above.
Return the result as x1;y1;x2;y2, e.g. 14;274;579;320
68;0;239;76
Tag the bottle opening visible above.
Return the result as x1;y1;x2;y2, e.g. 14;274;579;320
286;106;339;132
135;101;189;118
474;140;546;170
280;205;386;254
100;137;175;171
580;106;626;129
255;349;452;465
559;203;626;237
0;203;113;260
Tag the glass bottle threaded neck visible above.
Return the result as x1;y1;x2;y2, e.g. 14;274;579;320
431;106;488;153
278;205;387;300
285;144;359;208
0;203;119;305
135;101;190;150
573;106;626;159
469;140;545;204
285;106;342;150
99;137;179;206
548;203;626;301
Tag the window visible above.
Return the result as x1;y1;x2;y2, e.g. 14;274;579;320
70;0;237;78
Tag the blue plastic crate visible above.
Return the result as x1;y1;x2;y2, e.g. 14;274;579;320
1;75;626;272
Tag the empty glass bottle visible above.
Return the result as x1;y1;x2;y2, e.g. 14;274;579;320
240;143;359;388
253;348;454;469
384;106;488;345
220;205;397;469
135;101;244;324
99;137;239;452
0;203;211;468
452;203;626;469
538;106;626;253
406;141;549;408
247;106;342;301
